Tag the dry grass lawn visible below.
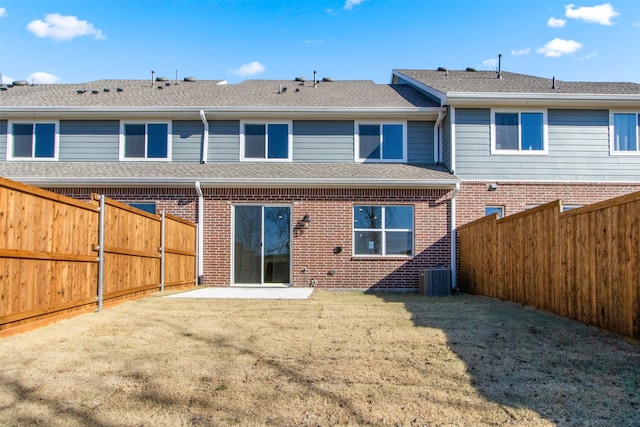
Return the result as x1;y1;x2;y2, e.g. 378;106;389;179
1;290;639;426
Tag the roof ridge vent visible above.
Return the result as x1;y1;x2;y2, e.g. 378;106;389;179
465;67;477;72
12;80;29;86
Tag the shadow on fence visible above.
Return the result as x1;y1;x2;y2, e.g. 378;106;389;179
0;177;196;337
458;192;640;340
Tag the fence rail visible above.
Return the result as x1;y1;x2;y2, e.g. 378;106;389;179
0;177;196;336
458;193;640;340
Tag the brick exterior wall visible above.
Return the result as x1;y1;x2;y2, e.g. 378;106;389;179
457;181;640;226
47;187;453;290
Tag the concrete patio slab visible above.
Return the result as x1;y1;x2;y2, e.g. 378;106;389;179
165;287;314;300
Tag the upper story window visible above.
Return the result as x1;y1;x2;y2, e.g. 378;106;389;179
119;122;171;161
610;113;639;154
353;205;413;256
240;122;292;161
355;122;407;162
491;111;547;154
7;121;58;160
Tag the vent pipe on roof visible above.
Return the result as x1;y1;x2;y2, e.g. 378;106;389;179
151;70;155;87
497;54;502;79
552;76;556;90
313;70;317;88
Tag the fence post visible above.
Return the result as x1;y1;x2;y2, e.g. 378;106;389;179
97;195;106;312
160;210;165;292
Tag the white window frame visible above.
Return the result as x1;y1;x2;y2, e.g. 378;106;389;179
118;121;172;161
239;121;293;162
490;110;548;155
609;111;640;156
485;206;504;218
352;205;414;257
354;121;408;163
6;120;59;161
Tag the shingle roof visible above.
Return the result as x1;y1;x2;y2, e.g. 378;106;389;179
0;78;440;109
0;162;458;188
394;69;640;95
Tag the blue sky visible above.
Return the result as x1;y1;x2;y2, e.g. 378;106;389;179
0;0;638;85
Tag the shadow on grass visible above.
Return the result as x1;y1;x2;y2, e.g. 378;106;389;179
370;291;640;426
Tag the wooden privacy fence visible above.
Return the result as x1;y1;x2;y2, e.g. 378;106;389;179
0;177;196;336
458;193;640;340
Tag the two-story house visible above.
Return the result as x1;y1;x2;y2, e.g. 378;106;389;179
3;69;639;290
0;76;459;290
392;69;640;226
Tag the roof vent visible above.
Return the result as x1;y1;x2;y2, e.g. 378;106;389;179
465;67;477;72
116;87;123;92
91;90;99;95
437;67;448;72
322;77;334;82
76;89;86;94
157;85;164;90
183;77;196;82
12;80;29;86
103;88;110;92
156;76;169;82
294;77;306;82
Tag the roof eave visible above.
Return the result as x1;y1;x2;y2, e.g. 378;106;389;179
446;92;640;108
0;106;446;118
19;177;459;189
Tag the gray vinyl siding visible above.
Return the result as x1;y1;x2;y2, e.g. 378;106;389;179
0;120;6;159
172;120;202;162
58;120;119;161
407;121;435;163
441;112;452;170
293;120;353;162
454;108;640;181
207;120;240;162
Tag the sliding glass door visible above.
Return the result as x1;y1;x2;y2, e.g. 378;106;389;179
233;206;291;285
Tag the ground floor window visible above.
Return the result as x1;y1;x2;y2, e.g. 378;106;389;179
485;206;504;218
353;205;413;256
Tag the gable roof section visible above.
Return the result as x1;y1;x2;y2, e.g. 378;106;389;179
0;78;441;116
393;69;640;107
0;162;458;189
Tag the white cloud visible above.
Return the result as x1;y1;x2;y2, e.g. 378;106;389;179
1;75;14;84
304;39;323;44
565;3;619;26
580;50;598;60
511;48;531;56
633;22;640;28
547;17;566;28
344;0;366;10
0;7;7;18
536;38;583;57
27;13;105;41
231;61;266;76
26;72;61;84
483;58;498;68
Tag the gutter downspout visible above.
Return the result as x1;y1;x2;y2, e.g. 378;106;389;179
433;110;445;163
450;182;460;290
199;110;209;164
195;181;204;285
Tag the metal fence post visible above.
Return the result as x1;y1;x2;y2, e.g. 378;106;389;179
160;210;165;292
97;195;105;312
